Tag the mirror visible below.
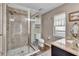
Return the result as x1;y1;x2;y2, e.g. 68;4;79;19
71;23;79;38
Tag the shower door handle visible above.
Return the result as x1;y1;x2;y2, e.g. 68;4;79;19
0;34;2;36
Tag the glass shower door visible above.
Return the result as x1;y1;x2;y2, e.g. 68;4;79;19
30;15;41;48
7;9;35;56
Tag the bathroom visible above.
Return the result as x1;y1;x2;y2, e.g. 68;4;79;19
1;3;79;56
0;3;51;56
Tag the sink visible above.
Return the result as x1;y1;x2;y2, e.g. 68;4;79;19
56;38;66;45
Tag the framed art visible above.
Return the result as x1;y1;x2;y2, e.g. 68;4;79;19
69;11;79;21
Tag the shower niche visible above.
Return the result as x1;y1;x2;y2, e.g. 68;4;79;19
0;4;41;56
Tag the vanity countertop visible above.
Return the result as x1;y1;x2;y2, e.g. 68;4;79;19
51;38;79;56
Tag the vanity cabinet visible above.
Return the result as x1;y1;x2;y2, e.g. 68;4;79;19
51;45;76;56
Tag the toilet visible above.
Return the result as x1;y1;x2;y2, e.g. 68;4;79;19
38;38;44;48
35;33;44;48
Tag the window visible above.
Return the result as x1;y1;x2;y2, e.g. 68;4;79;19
53;13;66;38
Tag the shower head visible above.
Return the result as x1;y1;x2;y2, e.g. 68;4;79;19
9;11;14;15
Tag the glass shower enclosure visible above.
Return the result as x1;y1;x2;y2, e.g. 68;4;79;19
6;5;41;56
30;14;42;48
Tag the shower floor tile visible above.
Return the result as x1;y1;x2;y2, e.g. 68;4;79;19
7;45;34;56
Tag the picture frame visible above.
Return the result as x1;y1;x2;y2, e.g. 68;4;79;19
69;11;79;21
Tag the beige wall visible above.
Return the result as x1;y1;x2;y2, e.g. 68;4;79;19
42;3;79;41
